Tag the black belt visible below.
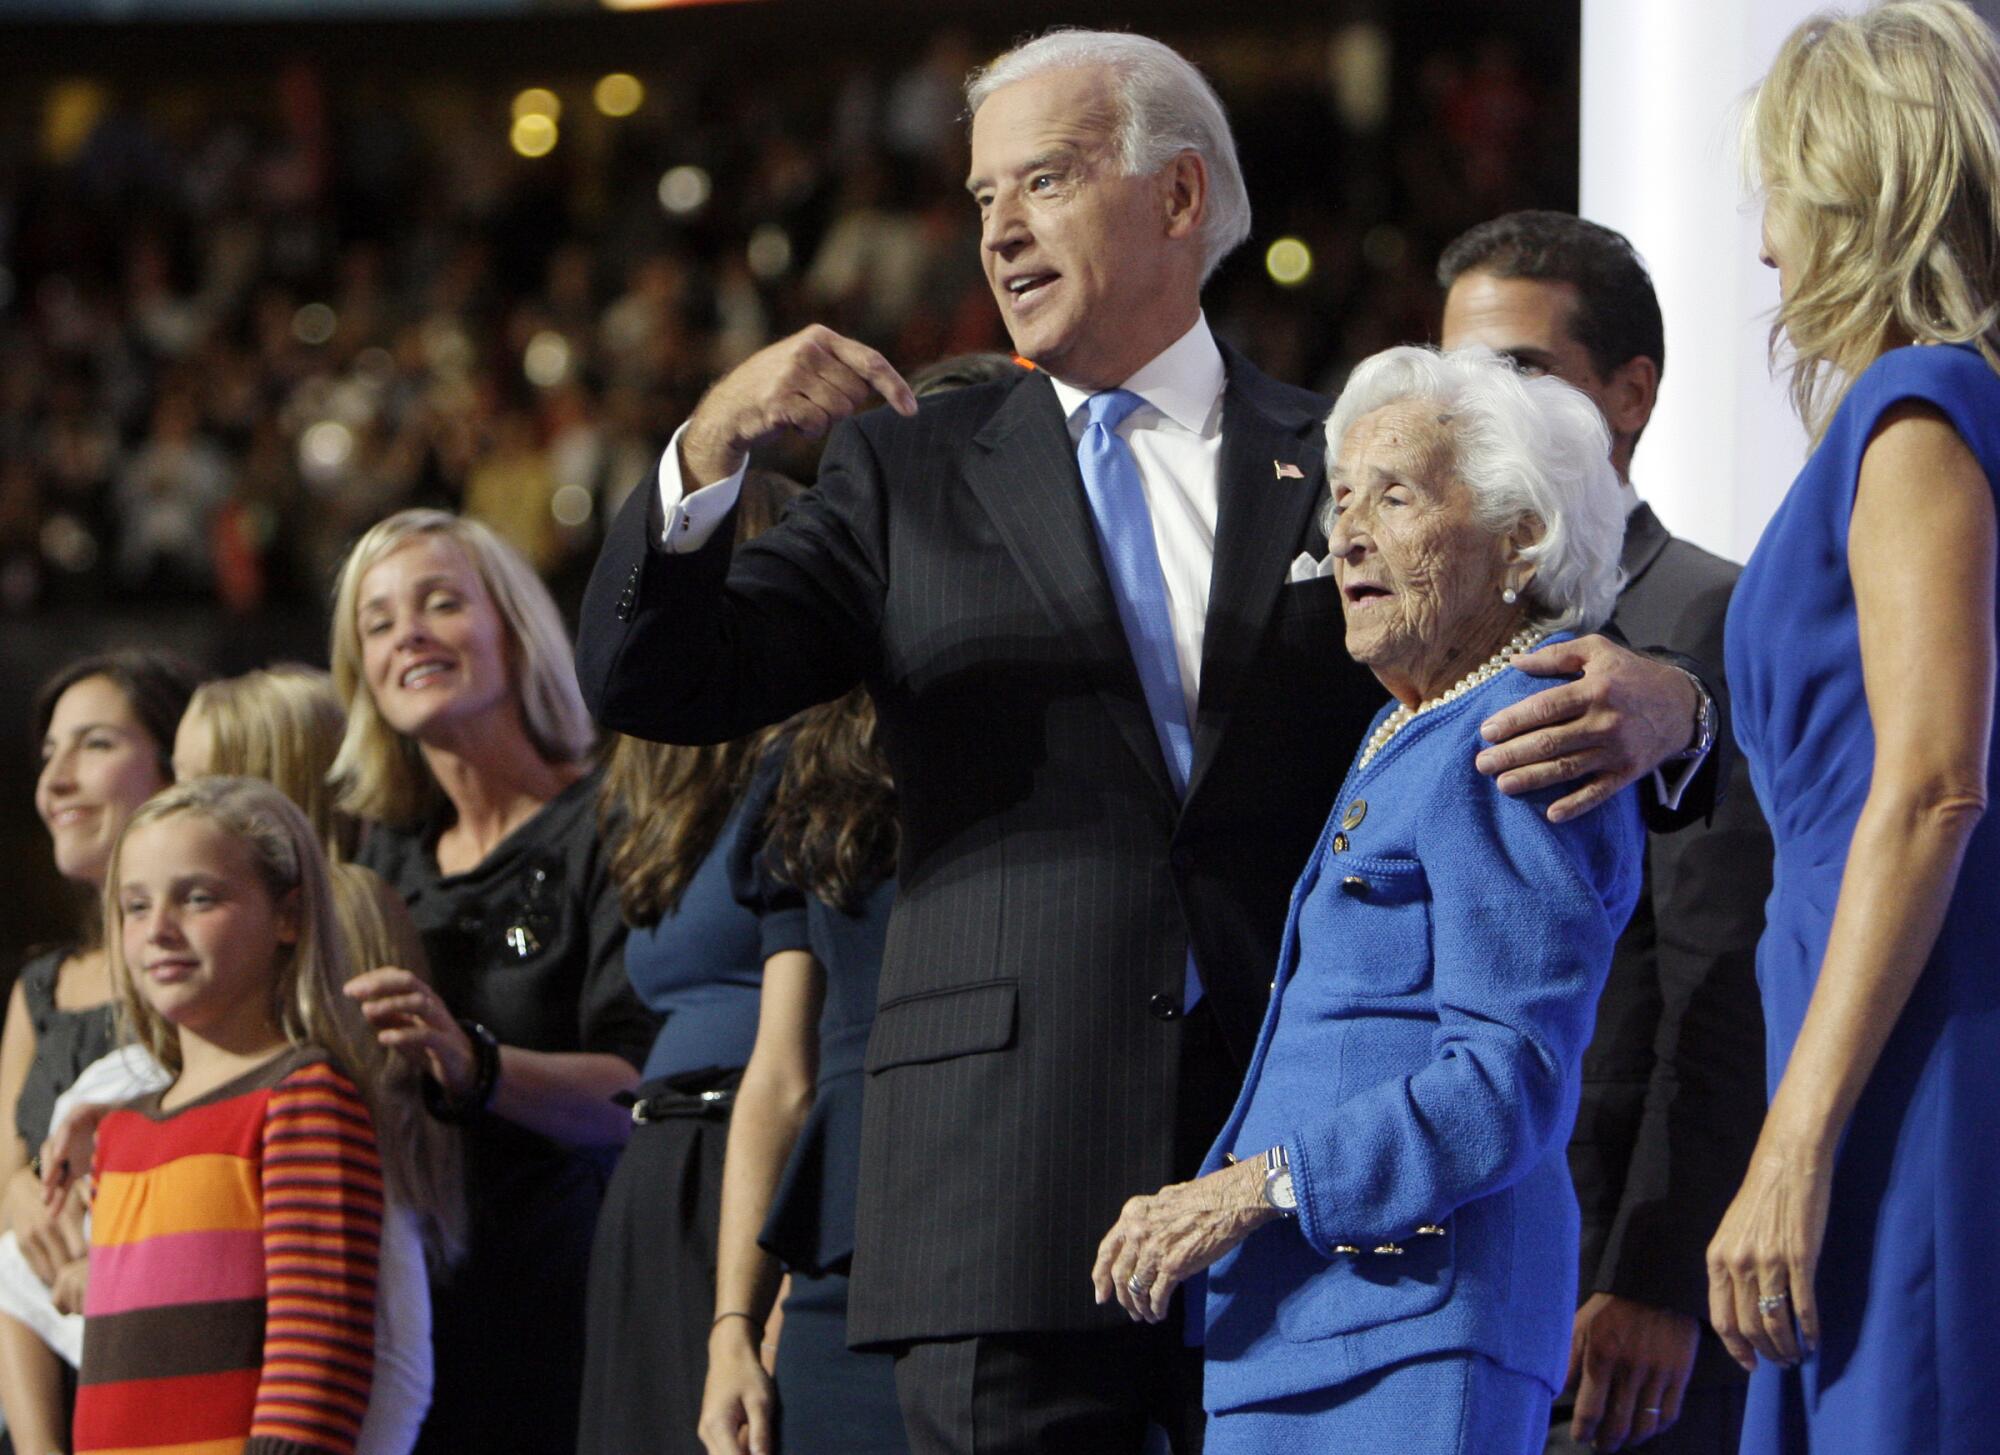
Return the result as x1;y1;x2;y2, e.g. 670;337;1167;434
615;1065;744;1125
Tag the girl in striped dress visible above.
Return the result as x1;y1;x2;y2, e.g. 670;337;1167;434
74;776;393;1455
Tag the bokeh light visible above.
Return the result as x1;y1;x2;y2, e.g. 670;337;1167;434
299;421;356;484
551;485;595;528
512;88;561;122
594;74;644;118
1265;237;1313;287
512;114;559;159
747;225;793;280
657;165;711;216
523;331;573;388
292;302;338;346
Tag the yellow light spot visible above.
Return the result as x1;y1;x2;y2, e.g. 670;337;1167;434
1266;237;1313;287
512;114;559;159
42;80;110;166
513;87;561;122
594;73;644;118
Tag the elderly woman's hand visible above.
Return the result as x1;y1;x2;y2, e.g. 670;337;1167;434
1706;1126;1832;1373
1091;1157;1279;1323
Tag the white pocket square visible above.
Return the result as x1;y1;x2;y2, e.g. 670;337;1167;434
1287;552;1336;585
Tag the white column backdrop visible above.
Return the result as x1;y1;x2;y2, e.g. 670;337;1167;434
1580;0;2000;563
1578;0;1825;565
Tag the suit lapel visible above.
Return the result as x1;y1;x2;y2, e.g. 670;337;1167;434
961;371;1180;805
1187;349;1328;801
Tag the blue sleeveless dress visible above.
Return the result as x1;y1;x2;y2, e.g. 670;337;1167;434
1725;344;2000;1453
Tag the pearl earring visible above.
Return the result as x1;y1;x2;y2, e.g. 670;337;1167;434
1501;586;1519;605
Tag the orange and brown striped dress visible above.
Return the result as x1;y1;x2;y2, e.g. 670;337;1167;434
75;1047;383;1455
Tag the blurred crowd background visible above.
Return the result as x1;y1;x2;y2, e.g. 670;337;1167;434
0;0;1577;961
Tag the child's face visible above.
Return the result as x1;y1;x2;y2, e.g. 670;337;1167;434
117;814;297;1048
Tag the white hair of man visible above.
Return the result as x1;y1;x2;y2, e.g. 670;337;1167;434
1323;345;1626;634
965;29;1253;284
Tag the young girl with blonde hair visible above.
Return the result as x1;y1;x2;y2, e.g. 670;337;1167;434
74;777;401;1455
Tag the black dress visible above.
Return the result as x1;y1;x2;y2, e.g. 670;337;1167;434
577;749;807;1455
13;949;118;1152
357;767;656;1455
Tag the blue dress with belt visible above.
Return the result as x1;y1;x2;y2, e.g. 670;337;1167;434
1199;642;1643;1452
1725;344;2000;1453
578;749;806;1455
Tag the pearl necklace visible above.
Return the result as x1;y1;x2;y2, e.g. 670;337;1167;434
1358;626;1548;769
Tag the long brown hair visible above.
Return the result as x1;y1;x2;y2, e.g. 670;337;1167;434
765;687;897;913
600;469;804;926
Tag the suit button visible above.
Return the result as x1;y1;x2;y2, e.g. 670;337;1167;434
1148;994;1182;1021
1340;875;1369;896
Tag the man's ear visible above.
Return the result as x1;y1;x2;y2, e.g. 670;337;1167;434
1162;150;1208;241
1601;354;1660;441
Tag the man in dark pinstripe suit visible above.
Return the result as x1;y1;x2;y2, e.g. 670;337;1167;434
577;30;1717;1455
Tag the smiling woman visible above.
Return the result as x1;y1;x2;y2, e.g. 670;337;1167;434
327;508;655;1455
0;651;201;1455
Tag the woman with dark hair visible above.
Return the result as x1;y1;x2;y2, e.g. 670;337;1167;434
578;470;804;1455
0;650;201;1455
697;687;905;1455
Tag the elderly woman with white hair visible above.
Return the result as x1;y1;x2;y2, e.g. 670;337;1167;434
1092;346;1643;1452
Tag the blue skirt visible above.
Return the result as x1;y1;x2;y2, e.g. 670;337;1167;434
1205;1352;1548;1455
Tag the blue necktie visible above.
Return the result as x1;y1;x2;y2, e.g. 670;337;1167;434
1077;389;1203;1008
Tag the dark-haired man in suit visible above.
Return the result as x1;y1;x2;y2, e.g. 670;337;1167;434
1441;210;1772;1455
579;39;1718;1455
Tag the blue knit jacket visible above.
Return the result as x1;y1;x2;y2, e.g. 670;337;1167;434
1199;643;1643;1412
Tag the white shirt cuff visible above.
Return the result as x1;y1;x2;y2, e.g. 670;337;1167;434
657;421;749;554
1649;745;1709;814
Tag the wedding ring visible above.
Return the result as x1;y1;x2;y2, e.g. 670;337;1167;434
1127;1273;1150;1295
1640;1407;1663;1416
1757;1292;1790;1314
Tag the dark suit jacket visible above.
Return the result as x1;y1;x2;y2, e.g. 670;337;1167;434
1575;502;1771;1387
574;356;1728;1347
577;352;1385;1343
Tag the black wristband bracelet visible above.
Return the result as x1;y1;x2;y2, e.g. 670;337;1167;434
422;1018;501;1125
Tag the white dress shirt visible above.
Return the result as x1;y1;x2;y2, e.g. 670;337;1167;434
656;314;1227;726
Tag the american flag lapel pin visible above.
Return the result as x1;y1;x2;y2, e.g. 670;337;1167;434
1273;460;1304;480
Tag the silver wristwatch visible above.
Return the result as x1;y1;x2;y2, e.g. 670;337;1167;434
1262;1144;1297;1216
1669;668;1716;762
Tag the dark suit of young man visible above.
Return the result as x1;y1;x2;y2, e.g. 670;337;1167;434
1441;213;1771;1455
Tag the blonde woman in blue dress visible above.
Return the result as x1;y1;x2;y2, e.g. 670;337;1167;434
1714;4;2000;1450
